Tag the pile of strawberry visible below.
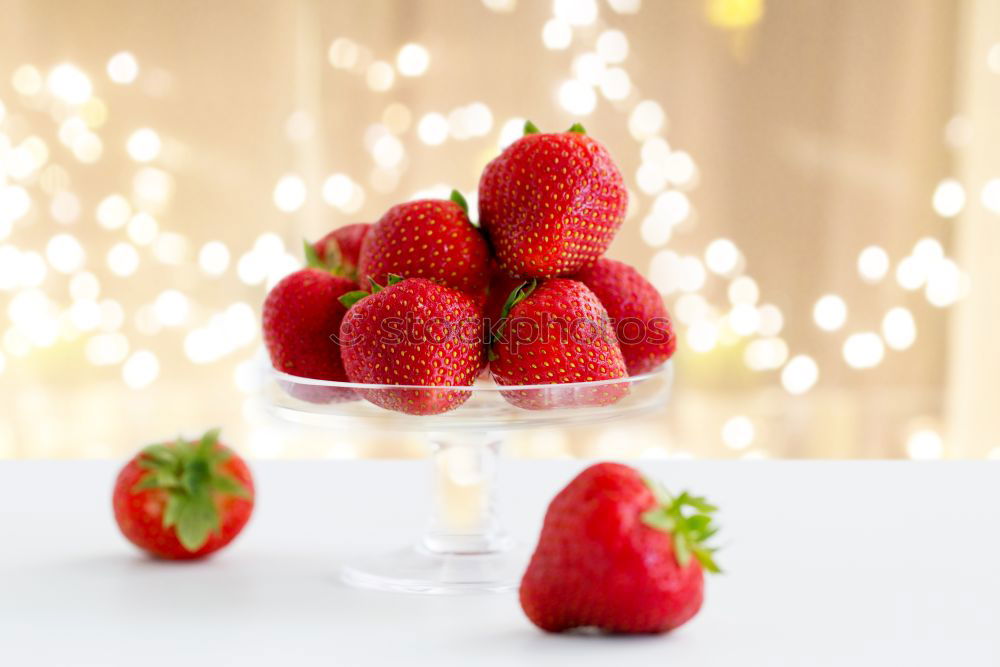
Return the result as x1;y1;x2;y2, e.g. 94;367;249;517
263;122;676;415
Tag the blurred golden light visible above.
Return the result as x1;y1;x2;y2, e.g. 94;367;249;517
728;275;759;305
542;18;572;50
96;194;131;229
418;112;449;145
687;318;719;353
607;0;641;13
640;210;672;247
895;256;925;291
705;238;739;275
12;65;43;96
133;167;174;209
554;0;598;26
596;29;629;63
843;332;884;369
558;79;597;115
980;178;1000;214
69;299;101;331
370;166;400;193
58;117;87;146
745;336;788;371
653;190;691;225
0;350;5;375
153;289;190;326
925;258;962;308
126;128;162;163
98;298;125;331
198;241;230;276
675;293;710;325
322;173;354;208
107;242;140;276
80;98;108;128
0;185;32;224
728;303;760;336
154;232;189;265
906;429;943;460
70;132;103;163
382;103;411;134
69;272;100;301
857;245;889;283
127;213;158;245
273;174;306;213
50;191;81;225
572;52;605;87
629;100;666;139
448;102;493;139
636;162;666;195
3;328;31;356
396;43;430;77
372;133;404;168
599;67;631;100
498;117;526;149
722;416;755;449
677;255;707;292
482;0;517;11
122;349;159;389
988;43;1000;74
284;110;315;142
706;0;765;30
365;61;395;92
813;294;847;331
782;355;818;395
47;64;93;105
882;307;916;351
328;38;360;69
0;98;5;123
85;332;129;365
944;115;973;149
756;303;784;336
932;178;965;218
107;52;139;84
45;233;85;273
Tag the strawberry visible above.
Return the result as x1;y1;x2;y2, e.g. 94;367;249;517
520;462;721;634
338;276;484;415
113;429;254;560
262;268;358;403
483;266;526;339
357;192;490;297
571;258;677;375
478;122;627;278
309;222;371;281
489;278;628;409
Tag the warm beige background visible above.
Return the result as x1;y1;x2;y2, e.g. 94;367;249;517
0;0;996;459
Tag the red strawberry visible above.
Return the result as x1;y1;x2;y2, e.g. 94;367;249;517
478;122;627;278
339;276;484;415
310;222;371;281
520;462;721;634
571;258;676;375
358;192;490;297
262;268;357;403
483;266;526;338
113;429;254;560
489;278;628;409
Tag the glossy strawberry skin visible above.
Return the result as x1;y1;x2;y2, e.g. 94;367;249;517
478;131;627;278
571;258;676;375
520;463;704;634
339;278;484;415
489;279;628;409
314;222;371;280
262;269;358;403
358;199;490;297
113;445;254;560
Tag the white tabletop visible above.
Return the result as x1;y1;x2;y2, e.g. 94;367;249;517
1;459;998;666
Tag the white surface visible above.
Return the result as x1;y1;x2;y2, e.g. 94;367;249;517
1;460;999;666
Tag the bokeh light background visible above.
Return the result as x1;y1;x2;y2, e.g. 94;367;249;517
1;0;998;459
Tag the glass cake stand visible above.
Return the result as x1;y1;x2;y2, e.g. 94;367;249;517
262;363;673;594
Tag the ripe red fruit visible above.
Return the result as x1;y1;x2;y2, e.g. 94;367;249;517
478;122;627;278
571;258;676;375
262;268;358;403
520;462;721;634
358;193;490;297
339;276;484;415
113;429;254;560
311;222;371;281
489;278;628;409
483;267;526;338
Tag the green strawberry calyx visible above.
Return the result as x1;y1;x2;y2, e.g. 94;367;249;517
338;274;404;309
641;479;722;574
133;429;250;553
487;279;537;360
521;120;587;136
304;238;356;280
